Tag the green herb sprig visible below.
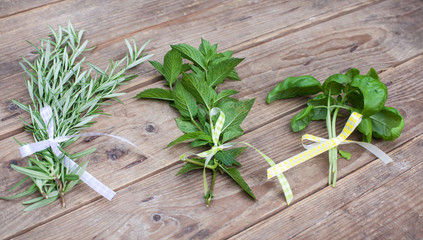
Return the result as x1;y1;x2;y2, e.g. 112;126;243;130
1;22;152;211
267;68;404;186
136;39;260;205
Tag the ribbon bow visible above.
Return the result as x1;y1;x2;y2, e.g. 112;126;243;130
180;107;294;205
267;112;393;179
19;105;139;200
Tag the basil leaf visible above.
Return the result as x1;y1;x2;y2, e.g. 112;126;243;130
338;150;351;160
291;106;313;132
221;166;256;199
345;68;360;83
171;44;206;70
307;94;330;121
323;74;348;95
267;75;322;103
356;117;373;142
135;88;174;101
173;82;198;119
348;75;387;117
370;106;404;141
366;67;380;81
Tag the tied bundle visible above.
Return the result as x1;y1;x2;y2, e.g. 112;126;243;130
267;68;404;202
137;39;292;205
1;22;152;211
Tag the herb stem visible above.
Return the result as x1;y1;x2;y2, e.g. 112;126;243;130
183;158;218;169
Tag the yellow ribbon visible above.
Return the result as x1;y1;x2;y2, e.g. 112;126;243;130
180;107;294;205
267;112;393;179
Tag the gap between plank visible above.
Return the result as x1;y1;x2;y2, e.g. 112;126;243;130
0;0;67;20
0;0;383;141
230;132;422;239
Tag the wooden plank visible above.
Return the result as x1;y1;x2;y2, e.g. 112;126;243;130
0;0;61;19
2;0;423;237
6;42;423;240
231;136;423;240
10;93;423;239
0;0;377;139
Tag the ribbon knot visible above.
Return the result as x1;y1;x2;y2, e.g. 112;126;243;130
179;107;294;205
267;112;393;179
19;105;140;200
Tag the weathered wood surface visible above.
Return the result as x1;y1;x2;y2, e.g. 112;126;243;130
1;0;422;239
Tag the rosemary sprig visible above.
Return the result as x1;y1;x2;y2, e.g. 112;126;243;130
1;21;152;211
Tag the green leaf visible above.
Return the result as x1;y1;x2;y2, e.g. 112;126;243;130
370;106;404;141
135;88;174;101
307;94;330;121
222;126;244;143
190;139;209;148
171;44;206;70
227;69;240;80
366;68;380;81
11;165;54;180
175;117;199;133
0;184;37;200
207;58;244;87
291;106;313;132
345;68;360;82
215;151;235;166
218;98;255;133
357;117;373;142
322;74;348;95
181;72;216;109
348;75;387;117
176;163;203;175
226;147;247;158
221;166;256;199
24;195;59;211
167;131;212;148
214;89;239;103
69;147;96;160
149;60;166;77
338;150;352;160
64;174;80;181
267;75;322;103
163;49;182;86
173;82;198;119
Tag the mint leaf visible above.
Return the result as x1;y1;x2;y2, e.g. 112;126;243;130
181;72;216;109
214;89;239;103
338;150;352;160
218;98;255;133
207;58;244;87
176;163;203;175
135;88;173;101
173;82;198;119
163;49;182;86
215;151;235;166
222;125;243;143
175;117;199;133
171;44;206;70
149;60;166;77
190;139;209;148
167;131;211;148
221;166;256;199
226;147;247;158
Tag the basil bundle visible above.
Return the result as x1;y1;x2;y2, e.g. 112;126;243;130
267;68;404;186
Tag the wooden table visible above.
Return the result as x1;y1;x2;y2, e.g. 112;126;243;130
1;0;422;239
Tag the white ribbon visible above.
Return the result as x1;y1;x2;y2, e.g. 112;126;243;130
19;105;139;200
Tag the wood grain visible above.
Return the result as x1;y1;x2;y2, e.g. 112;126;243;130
0;0;376;139
1;0;422;239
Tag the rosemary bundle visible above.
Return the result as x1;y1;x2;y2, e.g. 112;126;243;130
1;22;152;211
